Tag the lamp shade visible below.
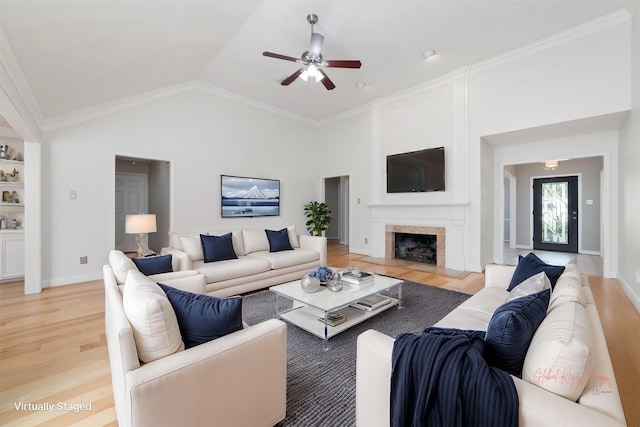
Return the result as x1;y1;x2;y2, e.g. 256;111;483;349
125;214;157;234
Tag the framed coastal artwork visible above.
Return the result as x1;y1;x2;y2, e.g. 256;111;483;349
220;175;280;218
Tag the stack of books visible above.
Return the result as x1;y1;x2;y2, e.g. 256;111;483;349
318;312;347;327
350;294;392;312
340;271;374;286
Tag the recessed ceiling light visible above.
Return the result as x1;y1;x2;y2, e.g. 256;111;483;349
423;50;436;60
356;82;366;89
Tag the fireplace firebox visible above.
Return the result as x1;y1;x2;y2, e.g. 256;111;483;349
394;232;437;265
385;225;445;268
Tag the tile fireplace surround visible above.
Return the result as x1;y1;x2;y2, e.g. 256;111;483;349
385;225;445;268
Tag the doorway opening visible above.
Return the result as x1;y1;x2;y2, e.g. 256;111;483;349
323;176;349;245
115;156;171;254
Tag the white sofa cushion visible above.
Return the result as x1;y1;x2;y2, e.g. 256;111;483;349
250;248;320;269
287;225;300;248
436;287;508;331
192;256;272;283
122;270;184;363
548;270;585;312
109;249;138;284
522;301;593;401
180;235;204;262
243;229;270;254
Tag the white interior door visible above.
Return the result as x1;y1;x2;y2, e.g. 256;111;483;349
115;173;148;252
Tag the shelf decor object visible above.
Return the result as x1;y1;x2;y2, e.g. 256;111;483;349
125;213;157;257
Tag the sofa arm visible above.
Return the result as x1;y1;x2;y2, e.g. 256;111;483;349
160;247;191;271
356;329;395;427
149;271;206;294
484;264;516;289
299;235;327;266
124;319;287;427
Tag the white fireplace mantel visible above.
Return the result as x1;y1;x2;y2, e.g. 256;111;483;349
370;203;467;271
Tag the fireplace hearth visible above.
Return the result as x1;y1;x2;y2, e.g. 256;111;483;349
395;233;437;265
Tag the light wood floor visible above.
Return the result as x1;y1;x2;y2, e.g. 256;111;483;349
1;241;638;426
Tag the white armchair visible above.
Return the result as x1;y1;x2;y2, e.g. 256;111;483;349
103;264;287;427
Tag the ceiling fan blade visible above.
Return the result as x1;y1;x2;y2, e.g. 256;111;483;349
263;51;301;63
318;70;335;90
324;59;362;69
309;33;324;56
281;69;305;86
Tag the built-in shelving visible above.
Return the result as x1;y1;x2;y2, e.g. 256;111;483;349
0;138;25;279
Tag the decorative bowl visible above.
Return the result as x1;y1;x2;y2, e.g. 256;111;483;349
301;275;321;293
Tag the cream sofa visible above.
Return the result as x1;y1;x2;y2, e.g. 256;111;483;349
161;226;327;297
103;263;288;427
356;264;627;427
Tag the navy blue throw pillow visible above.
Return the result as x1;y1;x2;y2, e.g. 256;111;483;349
507;252;565;291
132;254;173;276
265;228;293;252
158;283;243;349
200;233;237;263
484;289;550;377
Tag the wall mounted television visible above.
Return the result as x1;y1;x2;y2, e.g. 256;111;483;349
386;147;445;193
221;175;280;218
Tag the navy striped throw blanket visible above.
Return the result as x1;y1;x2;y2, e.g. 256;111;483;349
391;327;518;427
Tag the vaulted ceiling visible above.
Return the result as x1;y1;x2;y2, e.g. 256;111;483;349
0;0;628;124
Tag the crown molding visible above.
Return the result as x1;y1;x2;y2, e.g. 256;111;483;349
41;79;317;131
191;81;317;126
0;24;43;140
470;9;630;75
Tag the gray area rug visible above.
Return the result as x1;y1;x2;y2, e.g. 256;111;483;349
242;280;470;427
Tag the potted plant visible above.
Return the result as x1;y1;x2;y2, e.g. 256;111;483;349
304;201;332;236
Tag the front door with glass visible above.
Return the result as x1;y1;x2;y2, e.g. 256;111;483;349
533;176;578;253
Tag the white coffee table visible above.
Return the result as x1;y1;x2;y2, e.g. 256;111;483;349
269;274;403;349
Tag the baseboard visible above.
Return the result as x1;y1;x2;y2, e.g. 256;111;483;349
43;271;103;288
580;250;601;256
348;246;369;256
515;244;532;249
617;276;640;314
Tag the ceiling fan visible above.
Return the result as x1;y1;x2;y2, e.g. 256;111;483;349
263;14;362;90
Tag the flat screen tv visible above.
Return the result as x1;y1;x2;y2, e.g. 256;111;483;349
386;147;445;193
221;175;280;218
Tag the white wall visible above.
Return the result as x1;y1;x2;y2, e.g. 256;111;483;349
41;89;316;286
618;3;640;312
471;13;631;270
316;110;373;255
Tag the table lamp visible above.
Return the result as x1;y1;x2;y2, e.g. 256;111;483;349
125;213;157;257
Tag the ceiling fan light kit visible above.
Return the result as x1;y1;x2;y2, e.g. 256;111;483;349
263;13;362;90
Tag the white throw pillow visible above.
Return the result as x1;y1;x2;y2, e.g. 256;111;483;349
522;301;593;401
123;270;184;363
179;235;204;262
242;228;270;254
287;225;300;248
507;271;551;302
108;250;138;284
